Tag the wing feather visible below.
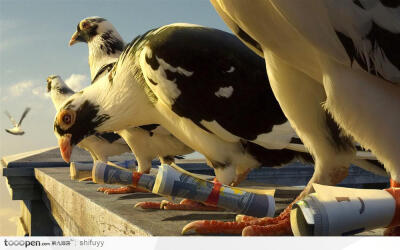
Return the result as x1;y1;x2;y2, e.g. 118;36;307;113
18;107;31;126
4;111;17;127
139;25;295;149
270;0;400;83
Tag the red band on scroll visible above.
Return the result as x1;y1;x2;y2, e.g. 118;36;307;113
205;181;222;206
385;179;400;228
132;172;143;188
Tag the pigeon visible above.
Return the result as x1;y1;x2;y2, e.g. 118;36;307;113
53;23;387;233
68;17;194;193
47;75;130;162
4;108;30;135
210;0;400;236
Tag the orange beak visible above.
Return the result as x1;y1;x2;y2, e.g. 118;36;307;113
58;134;72;163
69;31;79;46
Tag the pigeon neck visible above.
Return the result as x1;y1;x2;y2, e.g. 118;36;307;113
51;89;74;111
88;32;124;81
86;71;161;133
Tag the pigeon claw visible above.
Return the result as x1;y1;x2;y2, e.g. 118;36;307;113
134;201;163;209
97;186;137;194
182;220;247;235
236;214;259;223
242;219;292;236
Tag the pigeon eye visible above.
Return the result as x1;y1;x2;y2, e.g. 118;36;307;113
57;110;76;130
63;114;72;124
81;21;90;29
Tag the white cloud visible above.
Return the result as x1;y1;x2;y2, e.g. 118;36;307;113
64;74;89;92
31;86;50;99
8;81;33;97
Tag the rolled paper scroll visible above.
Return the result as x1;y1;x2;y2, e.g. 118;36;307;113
93;161;275;217
290;183;398;236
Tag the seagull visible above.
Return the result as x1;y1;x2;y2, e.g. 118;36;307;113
68;17;194;194
210;0;400;236
53;23;387;233
4;108;30;135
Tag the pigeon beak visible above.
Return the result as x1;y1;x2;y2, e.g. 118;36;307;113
58;134;72;163
69;31;80;46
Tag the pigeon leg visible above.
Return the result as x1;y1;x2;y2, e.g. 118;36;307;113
384;179;400;236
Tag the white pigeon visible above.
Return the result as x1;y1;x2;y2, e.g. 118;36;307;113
4;108;30;135
210;0;400;236
68;17;194;193
47;75;130;162
53;23;387;233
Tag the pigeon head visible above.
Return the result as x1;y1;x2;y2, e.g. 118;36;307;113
47;75;75;110
69;17;108;45
46;75;73;93
69;17;123;49
54;95;110;162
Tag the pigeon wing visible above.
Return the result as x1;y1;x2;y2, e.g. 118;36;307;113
4;110;17;127
18;107;31;126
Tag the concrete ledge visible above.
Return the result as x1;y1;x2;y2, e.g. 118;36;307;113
35;168;246;236
35;167;305;236
34;167;385;236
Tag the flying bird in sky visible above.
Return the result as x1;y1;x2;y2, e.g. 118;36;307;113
210;0;400;236
53;23;386;234
68;17;194;194
4;107;31;136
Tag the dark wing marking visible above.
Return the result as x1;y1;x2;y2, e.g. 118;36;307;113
138;124;160;136
95;132;121;143
92;62;116;84
138;124;160;131
174;155;185;160
140;26;288;141
100;31;124;56
379;0;400;8
330;1;400;83
18;107;31;126
56;86;75;95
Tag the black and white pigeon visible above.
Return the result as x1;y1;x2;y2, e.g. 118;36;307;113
67;17;194;194
53;23;386;233
4;108;30;135
47;75;130;162
210;0;400;236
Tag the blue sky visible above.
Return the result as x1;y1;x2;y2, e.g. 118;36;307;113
0;0;230;235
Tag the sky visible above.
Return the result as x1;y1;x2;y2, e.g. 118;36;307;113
0;0;230;235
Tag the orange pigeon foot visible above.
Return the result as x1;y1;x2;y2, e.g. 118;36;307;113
182;208;292;235
97;185;148;194
384;179;400;236
135;198;224;211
